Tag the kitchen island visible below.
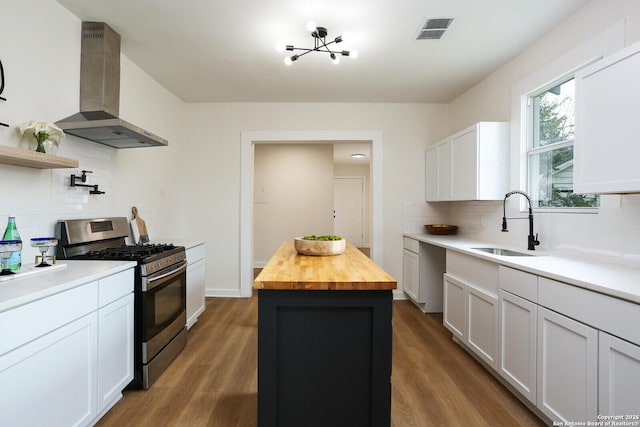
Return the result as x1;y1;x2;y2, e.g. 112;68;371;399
254;240;396;427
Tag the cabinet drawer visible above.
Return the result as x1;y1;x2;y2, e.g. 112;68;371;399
538;277;640;345
499;266;537;302
98;268;134;308
446;250;498;293
186;244;206;264
403;237;420;253
0;281;98;356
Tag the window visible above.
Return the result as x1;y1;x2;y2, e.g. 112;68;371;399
527;77;599;209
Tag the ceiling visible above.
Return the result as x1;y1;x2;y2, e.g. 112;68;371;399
56;0;588;104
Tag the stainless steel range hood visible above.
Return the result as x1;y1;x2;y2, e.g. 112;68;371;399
56;22;168;148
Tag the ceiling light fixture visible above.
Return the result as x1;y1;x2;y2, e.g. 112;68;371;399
351;153;365;158
277;21;358;65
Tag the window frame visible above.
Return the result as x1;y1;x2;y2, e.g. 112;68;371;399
523;74;599;214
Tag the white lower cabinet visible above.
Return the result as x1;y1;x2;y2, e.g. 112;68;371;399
402;238;445;312
0;312;98;427
495;265;640;424
498;290;537;403
402;248;420;302
466;285;498;368
186;243;206;329
443;273;466;341
97;293;134;415
599;332;640;416
537;306;598;423
443;272;497;368
0;267;134;427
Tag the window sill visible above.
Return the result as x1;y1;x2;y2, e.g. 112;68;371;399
530;207;599;214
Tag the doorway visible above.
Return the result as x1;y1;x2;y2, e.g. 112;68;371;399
333;176;365;247
240;130;383;297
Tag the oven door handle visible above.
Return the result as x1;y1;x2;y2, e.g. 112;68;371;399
144;260;188;291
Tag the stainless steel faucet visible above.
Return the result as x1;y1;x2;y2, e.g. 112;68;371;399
502;190;540;250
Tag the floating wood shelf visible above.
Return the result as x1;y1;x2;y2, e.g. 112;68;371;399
0;145;79;169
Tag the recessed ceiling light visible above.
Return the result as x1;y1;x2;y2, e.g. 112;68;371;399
351;153;365;158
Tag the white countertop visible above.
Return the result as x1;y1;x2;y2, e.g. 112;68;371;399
404;233;640;304
0;260;137;313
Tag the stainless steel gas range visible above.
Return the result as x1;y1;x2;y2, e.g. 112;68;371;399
56;217;187;389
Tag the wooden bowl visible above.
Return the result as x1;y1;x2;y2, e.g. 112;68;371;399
425;224;458;235
294;238;346;256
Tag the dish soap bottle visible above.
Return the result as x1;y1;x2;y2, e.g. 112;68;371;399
3;216;22;271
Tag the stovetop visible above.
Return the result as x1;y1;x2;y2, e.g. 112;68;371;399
69;243;187;276
83;243;180;262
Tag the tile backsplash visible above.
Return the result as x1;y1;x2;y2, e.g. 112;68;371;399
0;137;130;263
409;194;640;267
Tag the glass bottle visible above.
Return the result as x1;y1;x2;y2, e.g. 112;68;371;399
3;216;22;271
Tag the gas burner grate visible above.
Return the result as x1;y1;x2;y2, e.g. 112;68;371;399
84;243;177;260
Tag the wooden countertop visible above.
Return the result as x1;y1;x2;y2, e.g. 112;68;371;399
253;241;397;291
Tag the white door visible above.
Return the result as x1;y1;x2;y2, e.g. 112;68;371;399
333;177;364;247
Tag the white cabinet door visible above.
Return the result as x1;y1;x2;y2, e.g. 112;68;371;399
599;332;640;416
498;290;537;403
466;284;498;368
425;140;450;201
448;122;509;201
437;141;451;200
187;259;206;329
0;313;98;427
450;126;478;200
574;40;640;194
425;140;451;202
443;273;465;341
425;145;438;202
537;306;598;423
186;244;206;329
97;293;134;414
402;248;421;303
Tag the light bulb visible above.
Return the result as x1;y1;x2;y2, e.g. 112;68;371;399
306;21;317;32
331;54;340;65
276;43;286;53
350;50;359;59
284;57;293;66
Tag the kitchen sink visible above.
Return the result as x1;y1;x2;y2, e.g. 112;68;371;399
471;247;536;257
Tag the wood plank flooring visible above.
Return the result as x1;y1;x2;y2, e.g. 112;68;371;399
97;297;546;427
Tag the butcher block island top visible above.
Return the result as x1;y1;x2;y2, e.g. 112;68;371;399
253;240;397;291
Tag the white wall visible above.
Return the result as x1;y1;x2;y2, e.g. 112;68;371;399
253;144;334;265
444;0;640;266
182;103;449;295
0;0;185;263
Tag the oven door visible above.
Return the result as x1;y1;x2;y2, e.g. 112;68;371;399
141;259;187;363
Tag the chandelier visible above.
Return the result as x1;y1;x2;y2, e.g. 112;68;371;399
276;21;358;65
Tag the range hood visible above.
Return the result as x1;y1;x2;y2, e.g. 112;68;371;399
56;22;168;148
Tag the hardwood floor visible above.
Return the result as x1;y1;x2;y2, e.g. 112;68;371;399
97;297;546;427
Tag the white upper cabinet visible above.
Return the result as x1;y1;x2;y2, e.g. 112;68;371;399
425;138;450;201
574;40;640;194
426;122;509;202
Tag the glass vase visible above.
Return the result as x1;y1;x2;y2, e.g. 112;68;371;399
43;139;59;155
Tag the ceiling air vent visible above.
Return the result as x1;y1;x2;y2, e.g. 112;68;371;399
416;17;453;40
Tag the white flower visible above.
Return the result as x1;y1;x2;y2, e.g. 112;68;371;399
16;120;65;143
